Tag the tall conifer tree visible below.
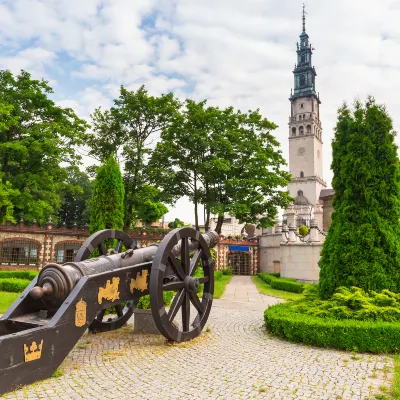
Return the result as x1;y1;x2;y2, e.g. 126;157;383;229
319;98;400;298
90;155;124;233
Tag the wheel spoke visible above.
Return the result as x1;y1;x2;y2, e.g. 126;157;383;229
182;292;190;332
115;304;124;317
114;239;123;253
197;276;209;284
167;253;185;280
96;309;106;322
181;237;190;275
189;248;203;276
189;291;204;314
163;281;185;291
168;289;185;322
98;242;107;256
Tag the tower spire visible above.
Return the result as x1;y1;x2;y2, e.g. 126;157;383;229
302;3;307;32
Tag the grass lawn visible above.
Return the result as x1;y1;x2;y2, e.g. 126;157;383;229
251;276;305;301
214;275;232;299
0;291;20;314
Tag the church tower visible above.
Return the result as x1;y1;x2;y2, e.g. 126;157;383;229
288;5;326;207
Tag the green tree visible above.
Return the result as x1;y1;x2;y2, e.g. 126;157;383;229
88;85;180;231
319;98;400;299
0;70;87;224
57;166;93;228
168;218;184;229
90;155;124;233
149;100;292;232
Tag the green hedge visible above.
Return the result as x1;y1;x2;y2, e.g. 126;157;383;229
258;273;304;293
264;301;400;353
0;271;38;280
0;278;31;293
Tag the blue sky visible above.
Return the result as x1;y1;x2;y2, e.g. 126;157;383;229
1;0;400;224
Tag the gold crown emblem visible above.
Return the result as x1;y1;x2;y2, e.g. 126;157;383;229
75;298;87;327
24;340;43;362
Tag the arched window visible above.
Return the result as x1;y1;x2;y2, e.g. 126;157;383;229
0;239;39;266
55;242;82;264
300;171;304;178
291;127;296;136
300;75;306;87
299;126;304;135
301;54;305;64
306;124;311;134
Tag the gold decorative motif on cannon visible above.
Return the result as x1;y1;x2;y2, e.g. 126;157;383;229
24;340;43;362
98;277;120;304
130;270;149;293
75;298;87;327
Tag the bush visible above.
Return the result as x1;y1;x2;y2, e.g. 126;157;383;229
264;301;400;353
214;271;223;281
0;271;38;280
291;286;400;322
258;273;304;293
0;278;31;292
136;291;174;310
222;267;232;276
298;225;309;236
269;272;280;278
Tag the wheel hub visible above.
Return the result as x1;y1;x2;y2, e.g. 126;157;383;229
184;276;200;292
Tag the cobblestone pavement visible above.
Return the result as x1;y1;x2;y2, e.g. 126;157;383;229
3;276;393;400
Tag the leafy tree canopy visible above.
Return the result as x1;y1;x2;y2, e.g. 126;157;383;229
56;166;92;228
149;100;292;232
87;85;180;231
0;70;88;225
319;97;400;298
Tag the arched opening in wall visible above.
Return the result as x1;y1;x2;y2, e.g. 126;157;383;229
55;242;82;264
297;217;309;227
300;75;306;87
0;239;39;266
300;171;304;178
291;127;296;136
227;251;251;275
306;124;311;134
299;126;304;135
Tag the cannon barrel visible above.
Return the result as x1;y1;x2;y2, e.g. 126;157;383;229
30;230;219;307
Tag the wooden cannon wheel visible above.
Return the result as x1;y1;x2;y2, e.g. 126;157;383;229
74;229;137;332
150;228;215;342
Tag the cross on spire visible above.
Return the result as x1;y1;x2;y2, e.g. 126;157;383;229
302;3;307;32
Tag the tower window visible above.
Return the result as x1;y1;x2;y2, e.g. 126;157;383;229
300;75;306;87
291;127;296;136
306;125;311;134
300;104;304;109
299;126;304;135
300;172;304;178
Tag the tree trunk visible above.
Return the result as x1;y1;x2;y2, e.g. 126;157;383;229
194;173;199;231
215;215;224;234
204;206;211;232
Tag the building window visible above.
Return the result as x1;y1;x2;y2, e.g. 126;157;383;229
291;127;296;136
0;239;39;266
55;242;82;264
300;171;304;178
300;75;306;87
300;103;304;109
306;124;311;134
299;126;304;135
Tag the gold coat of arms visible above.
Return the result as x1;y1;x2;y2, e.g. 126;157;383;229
75;299;87;327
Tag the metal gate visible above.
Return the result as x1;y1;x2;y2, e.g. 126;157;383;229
227;251;251;275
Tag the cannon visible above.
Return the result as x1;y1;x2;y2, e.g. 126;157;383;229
0;227;218;395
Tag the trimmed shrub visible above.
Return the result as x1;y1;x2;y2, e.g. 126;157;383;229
214;271;223;281
264;301;400;353
258;273;303;293
137;291;174;310
298;225;309;236
0;278;31;292
222;267;232;276
269;272;280;278
0;271;38;280
270;279;304;294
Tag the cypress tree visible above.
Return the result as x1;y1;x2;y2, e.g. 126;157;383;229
90;155;124;233
319;98;400;299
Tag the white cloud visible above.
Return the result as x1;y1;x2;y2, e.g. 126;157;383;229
1;0;400;223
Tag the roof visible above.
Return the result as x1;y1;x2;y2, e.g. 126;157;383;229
319;189;335;199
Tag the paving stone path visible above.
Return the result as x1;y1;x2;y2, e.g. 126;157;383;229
3;276;393;399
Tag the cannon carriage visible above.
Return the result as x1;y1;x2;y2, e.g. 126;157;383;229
0;227;218;395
